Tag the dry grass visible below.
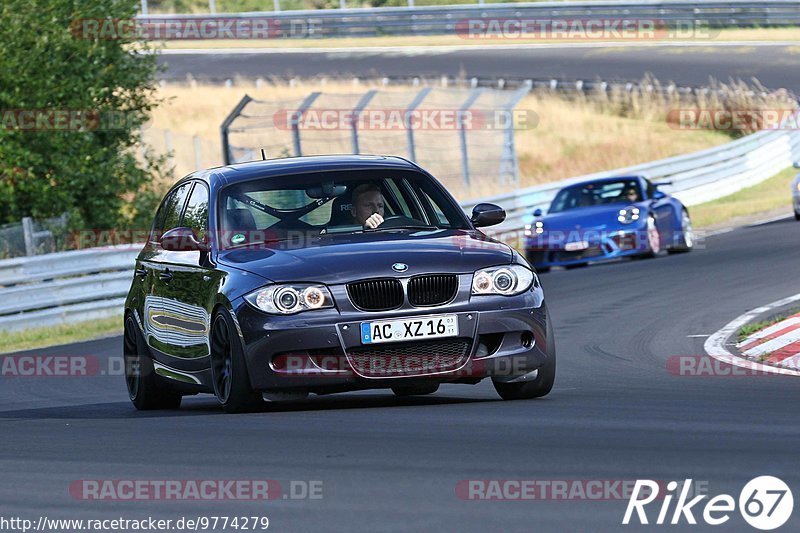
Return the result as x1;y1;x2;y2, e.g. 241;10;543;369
146;78;751;198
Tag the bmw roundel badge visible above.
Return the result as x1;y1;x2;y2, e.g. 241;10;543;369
392;263;409;273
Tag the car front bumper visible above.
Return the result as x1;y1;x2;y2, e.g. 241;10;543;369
524;228;648;268
233;285;550;393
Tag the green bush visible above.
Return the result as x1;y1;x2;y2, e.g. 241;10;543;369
0;0;164;231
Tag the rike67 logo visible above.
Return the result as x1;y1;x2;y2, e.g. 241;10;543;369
623;477;793;530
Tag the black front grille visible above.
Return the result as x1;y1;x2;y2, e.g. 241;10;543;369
408;274;458;307
347;279;404;311
347;338;471;377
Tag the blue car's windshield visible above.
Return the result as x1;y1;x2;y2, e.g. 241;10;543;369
549;179;642;214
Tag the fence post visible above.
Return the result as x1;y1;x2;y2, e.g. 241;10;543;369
351;90;377;155
459;88;484;188
404;87;431;161
193;135;203;169
22;217;35;257
209;0;216;14
500;80;532;185
140;0;148;15
274;0;281;12
289;92;322;157
220;94;253;165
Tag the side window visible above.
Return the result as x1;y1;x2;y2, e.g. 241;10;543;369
182;182;209;242
421;191;449;226
645;180;656;200
161;183;191;234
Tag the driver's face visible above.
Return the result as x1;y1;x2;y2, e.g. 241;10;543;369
626;189;638;202
352;190;385;225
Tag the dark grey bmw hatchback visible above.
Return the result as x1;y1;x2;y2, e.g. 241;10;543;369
123;155;555;412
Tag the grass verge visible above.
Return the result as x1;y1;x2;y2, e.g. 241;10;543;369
738;308;800;342
0;316;122;354
689;166;797;229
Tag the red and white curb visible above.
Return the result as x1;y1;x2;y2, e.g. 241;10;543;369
704;293;800;377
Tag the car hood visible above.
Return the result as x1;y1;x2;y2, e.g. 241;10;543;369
216;228;512;284
540;204;646;231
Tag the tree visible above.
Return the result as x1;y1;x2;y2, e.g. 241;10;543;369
0;0;164;230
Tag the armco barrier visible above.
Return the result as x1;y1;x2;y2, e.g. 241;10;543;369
136;0;800;38
2;126;800;332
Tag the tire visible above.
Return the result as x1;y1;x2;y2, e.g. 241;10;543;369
124;315;182;410
492;318;556;400
210;310;263;413
564;263;588;270
668;209;694;254
391;383;440;397
535;267;551;274
795;210;800;221
640;215;661;258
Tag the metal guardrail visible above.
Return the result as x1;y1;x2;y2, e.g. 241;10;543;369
0;247;138;333
463;126;800;234
136;0;800;38
2;124;800;332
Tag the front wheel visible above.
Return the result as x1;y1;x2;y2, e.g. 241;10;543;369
668;209;694;254
124;315;182;410
795;210;800;221
210;310;263;413
492;319;556;400
639;215;661;258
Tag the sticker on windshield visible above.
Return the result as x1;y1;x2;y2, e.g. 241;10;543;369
231;233;246;245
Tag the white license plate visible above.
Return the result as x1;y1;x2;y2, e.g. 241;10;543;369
565;240;589;251
360;315;458;345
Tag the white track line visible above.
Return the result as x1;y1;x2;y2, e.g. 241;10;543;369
704;293;800;376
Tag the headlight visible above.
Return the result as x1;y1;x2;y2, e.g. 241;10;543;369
795;182;800;192
471;265;536;296
245;284;334;315
524;221;545;236
617;206;641;224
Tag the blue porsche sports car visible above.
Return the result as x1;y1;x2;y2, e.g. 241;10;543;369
524;176;693;271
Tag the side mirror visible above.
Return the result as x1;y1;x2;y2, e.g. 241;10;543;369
793;162;800;169
471;203;506;228
651;190;667;200
161;227;208;252
533;208;543;217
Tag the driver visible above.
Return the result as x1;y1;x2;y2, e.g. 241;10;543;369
350;183;385;229
623;187;640;203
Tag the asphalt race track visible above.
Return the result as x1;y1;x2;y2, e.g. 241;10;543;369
157;44;800;89
2;217;799;531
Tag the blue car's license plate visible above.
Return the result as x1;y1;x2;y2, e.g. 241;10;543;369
360;315;458;344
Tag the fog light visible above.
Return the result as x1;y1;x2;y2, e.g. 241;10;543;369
521;332;534;348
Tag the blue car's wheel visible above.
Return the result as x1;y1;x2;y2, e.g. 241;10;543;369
668;209;694;254
639;215;661;258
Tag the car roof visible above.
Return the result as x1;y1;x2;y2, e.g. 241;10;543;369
183;155;423;187
565;175;645;189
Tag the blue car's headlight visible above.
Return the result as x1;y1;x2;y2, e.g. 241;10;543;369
617;206;641;224
472;265;536;296
245;284;334;315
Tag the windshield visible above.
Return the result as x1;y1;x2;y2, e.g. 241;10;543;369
549;179;643;214
218;169;469;249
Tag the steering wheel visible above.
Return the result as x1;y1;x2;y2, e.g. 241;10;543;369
377;215;425;229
